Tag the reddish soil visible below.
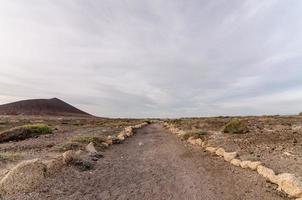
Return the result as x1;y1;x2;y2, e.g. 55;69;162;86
0;98;90;116
6;124;288;200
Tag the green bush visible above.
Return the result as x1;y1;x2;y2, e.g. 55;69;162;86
22;124;53;135
223;119;247;134
299;112;302;116
0;124;53;142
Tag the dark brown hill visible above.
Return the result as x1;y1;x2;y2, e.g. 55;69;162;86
0;98;91;116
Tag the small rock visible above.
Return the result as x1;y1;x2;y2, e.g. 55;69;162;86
240;161;252;169
86;142;97;154
223;152;237;162
216;148;225;157
247;161;262;170
124;127;133;136
195;138;203;146
257;165;278;184
117;133;125;141
187;137;197;145
206;147;218;153
276;173;302;197
230;159;241;167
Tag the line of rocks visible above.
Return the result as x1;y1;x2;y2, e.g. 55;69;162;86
163;122;302;199
0;122;149;196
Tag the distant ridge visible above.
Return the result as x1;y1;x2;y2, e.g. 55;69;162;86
0;98;91;116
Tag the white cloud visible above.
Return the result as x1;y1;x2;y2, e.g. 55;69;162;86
0;0;302;117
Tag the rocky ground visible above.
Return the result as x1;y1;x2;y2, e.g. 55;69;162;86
0;116;144;179
0;115;300;199
167;116;302;178
6;124;288;200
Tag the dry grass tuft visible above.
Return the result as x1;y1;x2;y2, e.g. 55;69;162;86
223;119;248;134
182;130;207;140
0;152;20;161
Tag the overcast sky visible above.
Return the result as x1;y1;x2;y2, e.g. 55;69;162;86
0;0;302;118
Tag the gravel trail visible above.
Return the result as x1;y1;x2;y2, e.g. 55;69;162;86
7;124;288;200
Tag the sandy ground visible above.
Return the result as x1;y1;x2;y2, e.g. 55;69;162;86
6;124;288;200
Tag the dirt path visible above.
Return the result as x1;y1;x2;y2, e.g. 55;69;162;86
7;124;288;200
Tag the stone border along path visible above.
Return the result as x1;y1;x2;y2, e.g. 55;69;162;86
163;122;302;200
0;122;149;196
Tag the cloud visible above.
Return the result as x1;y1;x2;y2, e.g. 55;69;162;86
0;0;302;117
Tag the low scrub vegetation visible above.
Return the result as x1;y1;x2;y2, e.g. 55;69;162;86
223;119;248;134
0;152;20;161
22;124;53;134
71;159;94;171
70;135;106;144
0;124;53;143
54;142;82;152
182;130;207;140
54;135;107;152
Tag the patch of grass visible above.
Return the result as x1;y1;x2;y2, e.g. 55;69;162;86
22;124;53;135
223;119;248;134
182;130;208;140
0;152;20;161
0;124;53;142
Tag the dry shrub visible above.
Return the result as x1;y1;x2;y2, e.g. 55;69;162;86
223;119;248;134
182;130;207;140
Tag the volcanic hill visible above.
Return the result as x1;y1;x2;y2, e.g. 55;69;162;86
0;98;91;116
